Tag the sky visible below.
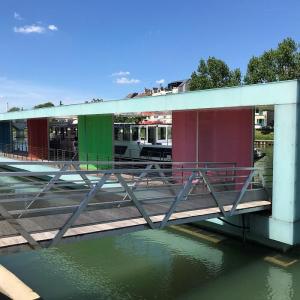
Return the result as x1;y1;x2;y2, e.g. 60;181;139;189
0;0;299;112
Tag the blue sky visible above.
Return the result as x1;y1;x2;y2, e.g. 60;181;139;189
0;0;299;112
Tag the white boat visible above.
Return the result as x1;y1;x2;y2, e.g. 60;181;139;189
114;123;172;161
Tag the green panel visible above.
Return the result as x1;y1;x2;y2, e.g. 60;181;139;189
78;114;113;169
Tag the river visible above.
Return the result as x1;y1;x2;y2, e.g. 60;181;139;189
1;227;300;300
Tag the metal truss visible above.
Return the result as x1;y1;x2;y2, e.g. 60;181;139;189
0;161;270;249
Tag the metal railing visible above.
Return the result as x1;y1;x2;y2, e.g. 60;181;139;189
0;142;109;163
0;161;271;250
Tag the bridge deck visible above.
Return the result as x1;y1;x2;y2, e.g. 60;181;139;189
0;161;272;254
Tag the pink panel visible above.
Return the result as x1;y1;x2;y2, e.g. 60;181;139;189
197;108;253;167
172;111;197;163
172;108;253;167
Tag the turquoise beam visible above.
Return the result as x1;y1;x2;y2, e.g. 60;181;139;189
0;80;298;121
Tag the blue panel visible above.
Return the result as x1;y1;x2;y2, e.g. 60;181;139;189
0;121;12;151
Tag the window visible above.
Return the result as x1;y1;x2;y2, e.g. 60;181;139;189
132;127;139;141
114;126;122;141
158;127;166;140
123;125;131;141
140;127;146;141
167;127;172;139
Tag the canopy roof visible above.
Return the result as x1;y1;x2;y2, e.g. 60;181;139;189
0;80;298;121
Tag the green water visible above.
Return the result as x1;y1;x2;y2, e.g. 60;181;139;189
1;229;300;300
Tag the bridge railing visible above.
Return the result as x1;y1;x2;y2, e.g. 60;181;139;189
0;161;271;250
0;141;172;163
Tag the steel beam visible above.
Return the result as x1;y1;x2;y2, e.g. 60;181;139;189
229;170;255;216
50;172;111;246
116;174;155;229
160;172;196;228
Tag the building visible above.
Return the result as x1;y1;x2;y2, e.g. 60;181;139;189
127;80;190;124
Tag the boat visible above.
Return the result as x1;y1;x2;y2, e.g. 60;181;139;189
114;123;172;161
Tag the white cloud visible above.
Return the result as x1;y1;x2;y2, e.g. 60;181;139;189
112;71;130;77
14;24;46;34
116;77;140;84
14;12;23;21
156;79;165;85
48;24;58;31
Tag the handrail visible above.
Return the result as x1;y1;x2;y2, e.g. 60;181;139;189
0;160;237;166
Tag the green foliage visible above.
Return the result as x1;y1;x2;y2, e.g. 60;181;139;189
245;38;300;84
114;115;146;124
8;107;21;112
34;102;55;109
91;98;103;102
190;57;241;91
255;130;274;141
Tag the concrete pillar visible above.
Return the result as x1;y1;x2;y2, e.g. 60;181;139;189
27;118;49;160
78;114;113;168
0;121;12;152
268;103;300;244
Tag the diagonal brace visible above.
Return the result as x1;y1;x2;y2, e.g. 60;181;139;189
229;170;255;216
19;162;93;218
116;174;155;229
153;164;176;196
160;172;196;228
122;164;153;201
50;172;111;247
200;170;228;216
72;162;94;189
0;204;41;249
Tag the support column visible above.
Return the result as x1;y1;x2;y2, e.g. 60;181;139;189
268;103;300;244
78;114;113;168
27;118;49;160
0;121;12;152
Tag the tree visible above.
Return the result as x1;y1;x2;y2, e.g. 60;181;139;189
33;102;55;109
189;57;241;91
91;98;103;102
244;38;300;84
114;115;146;124
8;107;21;112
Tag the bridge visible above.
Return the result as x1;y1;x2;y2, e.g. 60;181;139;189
0;160;271;254
0;80;299;250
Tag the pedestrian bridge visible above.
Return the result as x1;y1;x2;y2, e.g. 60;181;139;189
0;161;271;254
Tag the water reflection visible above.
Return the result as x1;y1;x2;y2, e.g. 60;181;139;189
267;267;293;300
0;216;300;299
116;230;223;273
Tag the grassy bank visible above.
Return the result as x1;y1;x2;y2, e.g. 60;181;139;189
255;130;274;140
